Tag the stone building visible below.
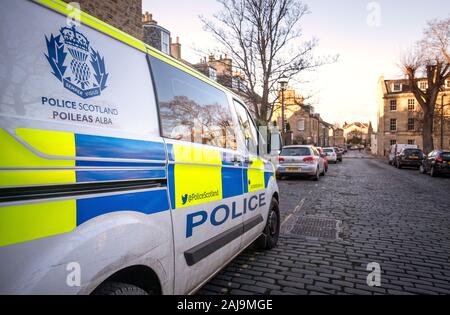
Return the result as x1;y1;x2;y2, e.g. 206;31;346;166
62;0;143;39
330;128;345;147
343;122;372;145
377;76;450;156
142;12;171;55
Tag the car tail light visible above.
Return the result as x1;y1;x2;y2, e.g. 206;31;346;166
278;157;285;164
303;157;315;164
436;155;443;163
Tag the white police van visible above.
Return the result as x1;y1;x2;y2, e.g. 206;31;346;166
0;0;281;295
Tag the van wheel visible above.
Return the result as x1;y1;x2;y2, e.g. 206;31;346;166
93;282;149;296
255;198;280;250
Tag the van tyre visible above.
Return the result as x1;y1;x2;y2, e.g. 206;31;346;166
255;198;280;250
93;282;149;296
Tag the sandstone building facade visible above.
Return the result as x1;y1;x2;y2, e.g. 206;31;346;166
377;77;450;156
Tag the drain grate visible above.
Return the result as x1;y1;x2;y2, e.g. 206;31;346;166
282;216;341;240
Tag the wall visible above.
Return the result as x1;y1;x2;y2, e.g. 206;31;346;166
62;0;143;39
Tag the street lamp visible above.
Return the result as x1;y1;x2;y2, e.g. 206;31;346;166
441;93;447;149
279;76;288;143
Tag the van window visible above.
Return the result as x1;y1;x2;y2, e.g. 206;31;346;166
149;55;236;150
233;100;258;154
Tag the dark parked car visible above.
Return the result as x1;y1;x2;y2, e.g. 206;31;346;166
395;148;424;169
420;150;450;177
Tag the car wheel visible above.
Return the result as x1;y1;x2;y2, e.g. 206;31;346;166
313;168;320;181
93;282;149;295
255;198;280;250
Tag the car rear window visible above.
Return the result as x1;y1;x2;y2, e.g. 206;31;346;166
403;149;422;155
324;149;334;153
281;147;311;156
442;152;450;159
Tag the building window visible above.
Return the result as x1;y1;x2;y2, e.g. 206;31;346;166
408;99;415;111
446;80;450;88
297;119;305;131
408;118;415;131
390;99;397;111
408;140;415;145
161;31;170;55
390;119;397;131
149;55;237;150
208;67;217;81
390;140;397;146
419;81;428;90
392;83;402;92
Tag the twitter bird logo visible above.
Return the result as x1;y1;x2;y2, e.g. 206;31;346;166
182;194;188;205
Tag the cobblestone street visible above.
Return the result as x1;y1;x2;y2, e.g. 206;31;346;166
199;151;450;295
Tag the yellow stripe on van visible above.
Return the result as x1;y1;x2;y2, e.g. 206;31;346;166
0;171;76;187
173;145;222;165
248;157;265;193
16;128;76;157
0;200;77;247
0;129;76;186
172;145;222;209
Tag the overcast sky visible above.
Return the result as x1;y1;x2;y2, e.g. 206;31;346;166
143;0;450;129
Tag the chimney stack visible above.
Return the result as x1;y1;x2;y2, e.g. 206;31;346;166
170;36;182;60
142;11;157;25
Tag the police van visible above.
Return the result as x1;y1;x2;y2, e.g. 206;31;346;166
0;0;281;295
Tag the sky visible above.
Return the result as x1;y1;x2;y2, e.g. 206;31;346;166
143;0;450;129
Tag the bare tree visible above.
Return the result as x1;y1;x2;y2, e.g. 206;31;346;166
400;17;450;153
200;0;335;125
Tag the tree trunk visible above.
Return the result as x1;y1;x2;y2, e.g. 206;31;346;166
422;108;435;154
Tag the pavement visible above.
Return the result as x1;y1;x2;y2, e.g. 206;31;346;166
198;150;450;295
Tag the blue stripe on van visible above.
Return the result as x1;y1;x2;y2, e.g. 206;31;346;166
76;169;166;183
243;169;249;194
265;172;274;188
168;164;176;209
167;144;175;162
75;134;166;161
76;190;170;225
76;160;166;168
222;167;243;199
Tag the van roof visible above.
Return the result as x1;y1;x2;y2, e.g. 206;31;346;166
35;0;244;104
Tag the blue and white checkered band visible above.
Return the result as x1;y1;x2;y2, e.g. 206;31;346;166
45;25;109;99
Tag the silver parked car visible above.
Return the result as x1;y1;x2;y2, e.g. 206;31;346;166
276;145;326;181
324;147;338;164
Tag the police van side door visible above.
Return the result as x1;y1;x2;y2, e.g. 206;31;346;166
147;53;244;294
232;100;268;247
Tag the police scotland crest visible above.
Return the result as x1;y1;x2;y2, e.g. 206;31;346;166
45;25;109;99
